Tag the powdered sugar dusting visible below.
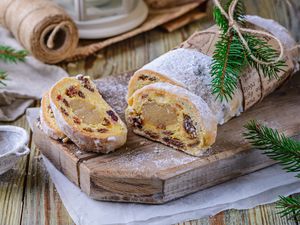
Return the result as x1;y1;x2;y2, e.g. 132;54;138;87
139;48;243;124
245;15;299;73
95;72;131;120
103;145;198;176
245;15;296;49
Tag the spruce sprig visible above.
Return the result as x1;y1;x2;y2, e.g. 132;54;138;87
0;45;27;63
0;45;27;87
0;70;8;87
244;120;300;177
211;0;287;100
244;120;300;219
245;34;286;79
277;196;300;219
211;33;247;101
212;0;246;101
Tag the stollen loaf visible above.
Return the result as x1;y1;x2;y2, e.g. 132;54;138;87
49;75;127;153
126;82;217;156
126;15;299;156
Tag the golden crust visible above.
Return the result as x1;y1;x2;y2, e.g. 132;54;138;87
49;75;127;153
127;69;183;100
40;92;66;140
127;49;244;125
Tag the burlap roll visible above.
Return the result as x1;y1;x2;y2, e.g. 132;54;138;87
0;0;78;64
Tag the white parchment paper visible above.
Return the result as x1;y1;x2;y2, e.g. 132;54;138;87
43;158;300;225
26;107;300;225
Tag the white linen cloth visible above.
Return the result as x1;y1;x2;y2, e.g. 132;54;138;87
26;107;300;225
0;27;68;121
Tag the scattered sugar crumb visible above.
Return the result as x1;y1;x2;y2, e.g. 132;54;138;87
139;141;147;146
76;150;83;155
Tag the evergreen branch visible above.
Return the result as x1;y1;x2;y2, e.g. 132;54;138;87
224;0;245;24
0;70;7;87
213;0;245;32
211;32;247;101
244;121;300;220
277;196;300;219
213;7;229;32
211;0;287;101
243;120;300;177
0;44;27;87
211;0;247;101
244;34;287;79
0;45;27;64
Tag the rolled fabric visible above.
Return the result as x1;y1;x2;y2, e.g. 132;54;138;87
126;15;299;153
0;0;78;64
126;82;217;156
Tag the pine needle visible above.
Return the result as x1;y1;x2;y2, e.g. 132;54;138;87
245;34;287;79
277;196;300;219
0;45;27;63
0;44;28;87
211;32;247;101
244;120;300;177
244;120;300;220
0;70;7;87
211;0;287;101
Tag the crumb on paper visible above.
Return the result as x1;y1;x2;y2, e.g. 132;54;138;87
62;137;69;143
140;141;147;146
76;150;83;155
154;146;160;153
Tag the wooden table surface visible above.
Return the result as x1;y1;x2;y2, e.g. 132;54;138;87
1;0;300;224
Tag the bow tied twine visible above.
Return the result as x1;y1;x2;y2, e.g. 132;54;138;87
213;0;285;66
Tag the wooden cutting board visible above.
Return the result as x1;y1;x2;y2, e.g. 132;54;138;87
32;71;300;204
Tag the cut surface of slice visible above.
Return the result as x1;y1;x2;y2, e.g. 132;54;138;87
127;48;243;124
126;82;217;156
49;75;127;153
40;92;66;140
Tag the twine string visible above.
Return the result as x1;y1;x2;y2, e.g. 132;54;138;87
46;21;69;49
213;0;285;65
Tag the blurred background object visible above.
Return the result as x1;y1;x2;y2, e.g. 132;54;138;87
0;0;207;63
145;0;205;9
53;0;149;39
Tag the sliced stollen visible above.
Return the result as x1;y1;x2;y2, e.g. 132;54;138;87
40;92;66;140
127;16;299;125
49;75;127;153
127;48;243;124
126;82;217;156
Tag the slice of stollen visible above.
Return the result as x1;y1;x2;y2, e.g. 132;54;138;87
126;82;217;156
127;48;243;125
40;92;66;140
49;75;127;153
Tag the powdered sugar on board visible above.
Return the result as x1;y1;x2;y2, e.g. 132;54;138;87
89;139;198;178
95;72;130;120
